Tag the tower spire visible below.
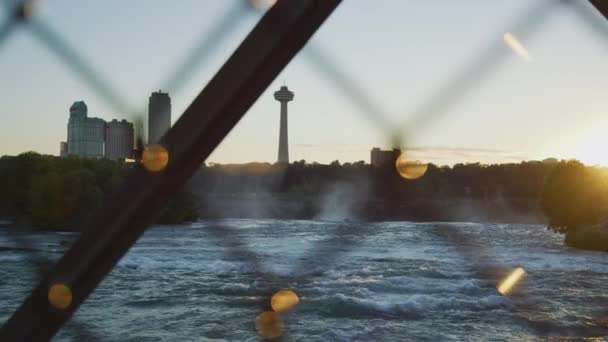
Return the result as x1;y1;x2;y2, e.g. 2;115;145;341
274;85;294;163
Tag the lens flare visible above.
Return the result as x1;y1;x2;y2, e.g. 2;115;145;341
395;153;428;180
255;311;284;339
497;267;526;295
48;283;72;310
271;289;300;313
503;32;531;62
142;144;169;172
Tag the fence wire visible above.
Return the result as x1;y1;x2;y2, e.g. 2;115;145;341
1;0;608;340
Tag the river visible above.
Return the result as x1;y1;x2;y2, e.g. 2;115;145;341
1;220;608;341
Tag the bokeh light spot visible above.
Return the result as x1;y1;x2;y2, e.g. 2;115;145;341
503;32;531;61
497;267;526;295
48;283;72;310
395;152;428;180
271;289;300;313
142;144;169;172
255;311;284;340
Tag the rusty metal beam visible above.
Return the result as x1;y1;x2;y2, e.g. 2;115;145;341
0;1;341;340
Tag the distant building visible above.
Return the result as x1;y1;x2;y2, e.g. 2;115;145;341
59;142;67;157
67;101;105;158
105;119;134;160
274;85;294;163
370;147;400;167
148;91;171;144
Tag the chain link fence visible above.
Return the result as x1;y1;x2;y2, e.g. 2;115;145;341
1;0;608;340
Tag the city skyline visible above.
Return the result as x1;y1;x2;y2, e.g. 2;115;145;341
59;91;175;160
2;1;608;166
62;100;134;160
49;94;561;166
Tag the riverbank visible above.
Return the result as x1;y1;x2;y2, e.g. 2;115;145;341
565;226;608;251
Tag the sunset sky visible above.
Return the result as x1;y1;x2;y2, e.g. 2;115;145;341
1;0;608;165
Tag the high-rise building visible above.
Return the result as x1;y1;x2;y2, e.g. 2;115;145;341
148;91;171;145
274;85;294;163
371;147;401;167
105;119;134;160
67;101;105;158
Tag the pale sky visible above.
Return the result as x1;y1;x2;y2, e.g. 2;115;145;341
1;0;608;165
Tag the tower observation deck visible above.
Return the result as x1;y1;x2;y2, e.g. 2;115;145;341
274;85;294;164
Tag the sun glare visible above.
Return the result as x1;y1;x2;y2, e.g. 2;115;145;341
568;126;608;166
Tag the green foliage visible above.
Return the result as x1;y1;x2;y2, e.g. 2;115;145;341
189;159;560;222
564;225;608;251
157;190;199;224
0;152;54;215
0;153;200;230
8;153;608;232
28;171;69;227
193;159;562;201
541;160;608;234
190;159;605;229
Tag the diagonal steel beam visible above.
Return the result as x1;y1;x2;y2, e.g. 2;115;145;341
0;0;341;340
590;0;608;18
577;0;608;39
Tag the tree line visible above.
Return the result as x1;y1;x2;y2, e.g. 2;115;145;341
2;153;608;248
0;152;198;230
192;159;608;232
195;159;557;200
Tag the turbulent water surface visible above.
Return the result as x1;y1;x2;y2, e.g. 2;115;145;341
1;220;608;341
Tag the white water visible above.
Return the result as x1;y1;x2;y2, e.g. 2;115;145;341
1;220;607;341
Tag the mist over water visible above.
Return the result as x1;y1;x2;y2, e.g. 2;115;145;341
1;220;607;341
314;181;369;222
